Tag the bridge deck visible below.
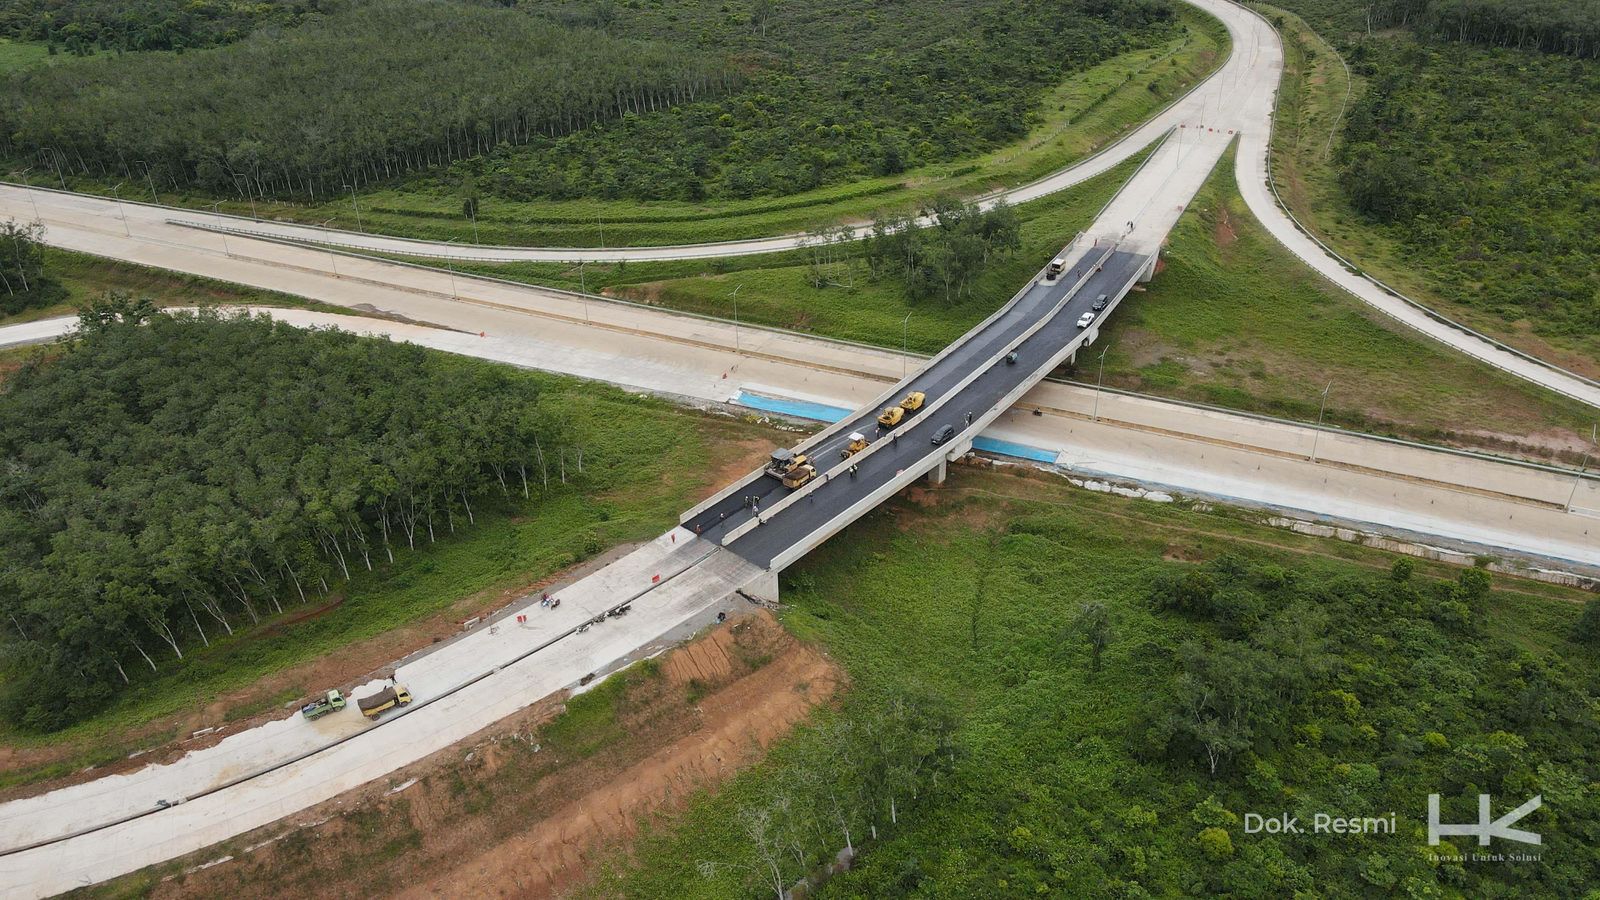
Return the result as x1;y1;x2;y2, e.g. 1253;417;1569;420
688;247;1149;568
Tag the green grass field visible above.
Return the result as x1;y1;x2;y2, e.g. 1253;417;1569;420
0;368;784;781
0;39;51;74
16;7;1225;248
585;465;1600;898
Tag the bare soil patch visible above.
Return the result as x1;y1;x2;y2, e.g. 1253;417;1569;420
1212;206;1237;249
144;611;841;900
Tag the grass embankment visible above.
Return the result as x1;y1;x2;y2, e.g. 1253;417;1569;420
1098;145;1598;459
0;370;787;787
0;247;364;328
19;7;1225;248
586;464;1600;897
1262;2;1600;378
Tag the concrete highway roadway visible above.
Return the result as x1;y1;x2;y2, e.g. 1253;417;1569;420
2;289;1595;894
731;251;1149;570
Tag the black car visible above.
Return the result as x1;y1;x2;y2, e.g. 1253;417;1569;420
931;424;956;445
1092;293;1109;311
1005;351;1019;365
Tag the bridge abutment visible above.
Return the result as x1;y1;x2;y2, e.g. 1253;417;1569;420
744;568;781;605
1138;251;1159;283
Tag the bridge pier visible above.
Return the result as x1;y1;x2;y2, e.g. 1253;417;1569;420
927;458;947;485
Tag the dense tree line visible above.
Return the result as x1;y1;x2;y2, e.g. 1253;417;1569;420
0;303;567;730
864;198;1023;304
0;0;737;200
0;0;326;55
459;0;1177;201
1280;0;1600;57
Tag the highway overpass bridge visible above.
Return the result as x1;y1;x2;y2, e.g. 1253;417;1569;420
685;241;1153;581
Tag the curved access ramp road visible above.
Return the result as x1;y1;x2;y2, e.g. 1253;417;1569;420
3;0;1260;265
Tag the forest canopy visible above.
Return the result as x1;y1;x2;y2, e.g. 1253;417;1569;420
0;0;328;55
0;0;1180;204
1270;0;1600;338
0;0;737;200
0;304;564;731
467;0;1180;202
1286;0;1600;57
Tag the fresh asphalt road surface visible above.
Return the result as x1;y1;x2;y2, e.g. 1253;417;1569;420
692;251;1147;567
685;249;1136;543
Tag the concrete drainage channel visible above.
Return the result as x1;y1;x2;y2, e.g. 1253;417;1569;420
0;542;723;861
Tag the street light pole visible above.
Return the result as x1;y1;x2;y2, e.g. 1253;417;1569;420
14;167;41;222
318;218;339;276
579;260;590;322
901;312;912;379
731;283;743;355
136;160;158;203
109;182;130;237
444;240;459;299
1092;342;1112;422
343;184;362;232
1566;423;1597;513
210;202;231;257
1309;380;1334;462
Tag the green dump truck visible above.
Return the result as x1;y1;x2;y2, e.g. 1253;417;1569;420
300;689;346;720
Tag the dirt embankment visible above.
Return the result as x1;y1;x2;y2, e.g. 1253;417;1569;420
149;611;841;900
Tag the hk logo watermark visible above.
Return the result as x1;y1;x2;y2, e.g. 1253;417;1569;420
1428;794;1541;847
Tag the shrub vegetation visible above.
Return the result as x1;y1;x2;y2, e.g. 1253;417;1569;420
591;482;1600;897
1267;0;1600;355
